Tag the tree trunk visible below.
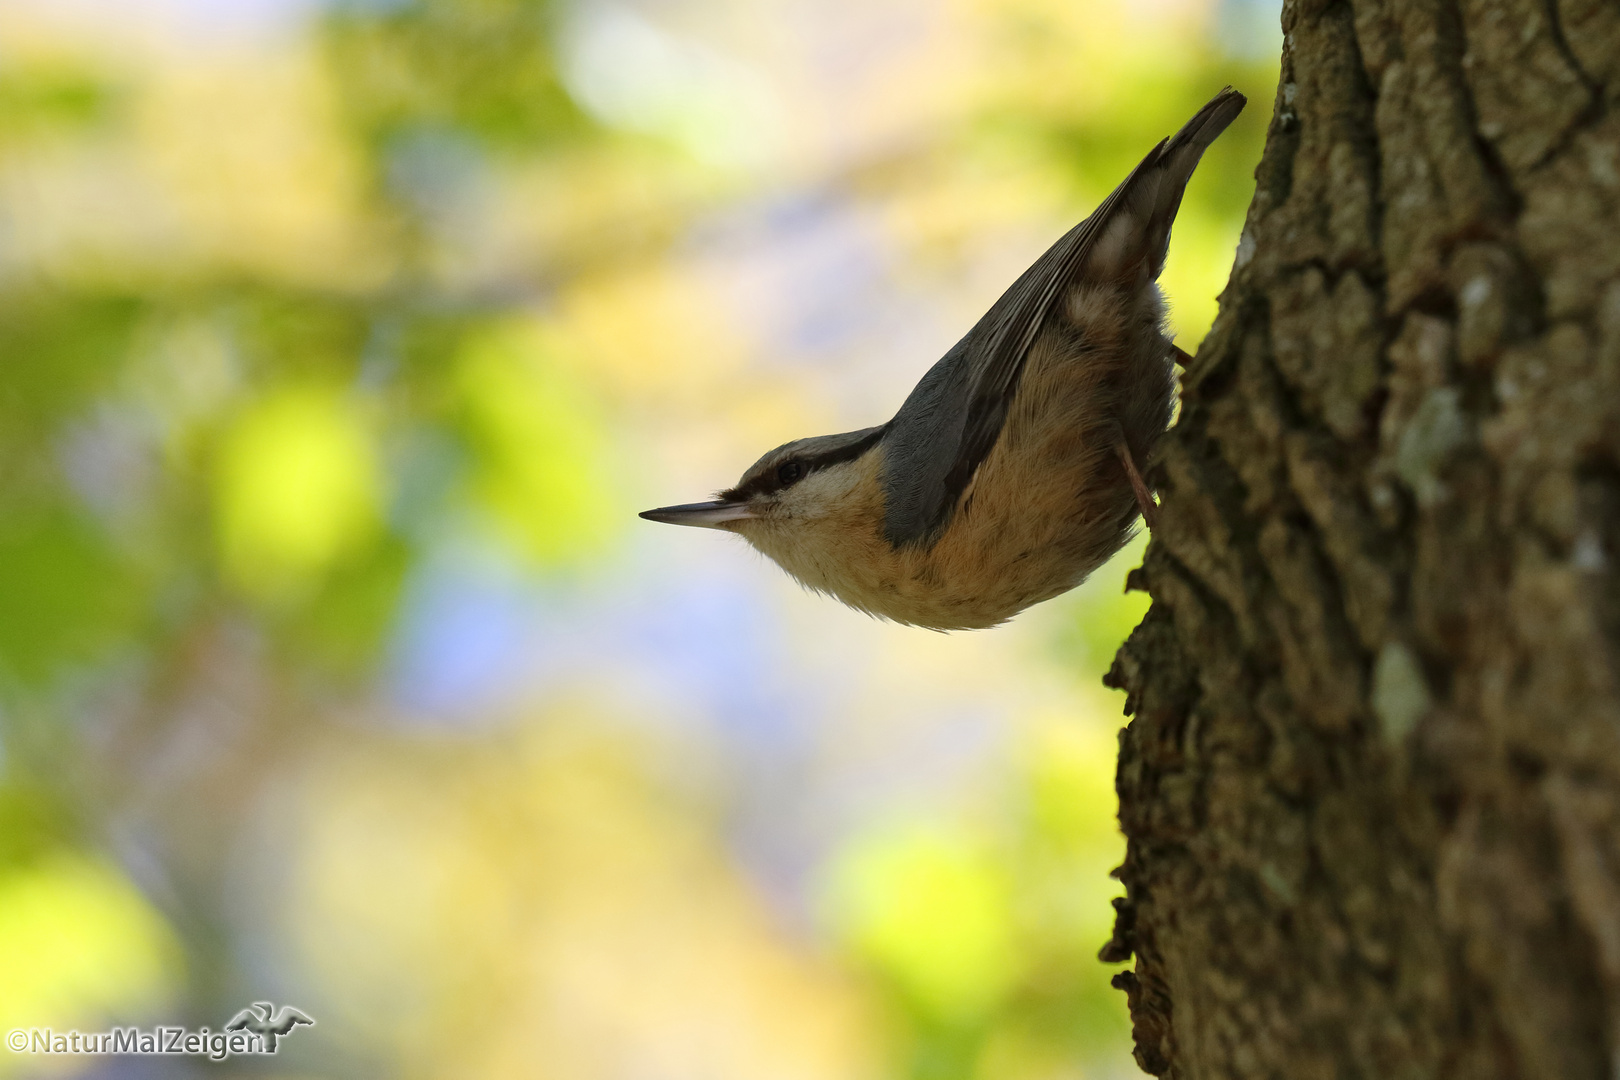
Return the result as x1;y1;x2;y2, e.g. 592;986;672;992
1100;0;1620;1076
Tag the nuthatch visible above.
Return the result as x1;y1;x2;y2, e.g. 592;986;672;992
643;89;1246;630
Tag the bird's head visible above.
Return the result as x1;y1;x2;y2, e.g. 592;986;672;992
640;425;891;594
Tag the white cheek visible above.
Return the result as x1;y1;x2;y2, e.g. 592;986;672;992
738;465;863;583
775;467;856;522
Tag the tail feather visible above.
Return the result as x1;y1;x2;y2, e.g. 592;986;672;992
1088;87;1247;281
1156;87;1248;197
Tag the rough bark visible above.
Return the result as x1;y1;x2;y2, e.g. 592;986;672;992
1101;0;1620;1076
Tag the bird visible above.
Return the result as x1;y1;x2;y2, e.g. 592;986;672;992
223;1001;315;1052
641;88;1246;631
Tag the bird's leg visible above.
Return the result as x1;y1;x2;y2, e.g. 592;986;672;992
1113;437;1159;531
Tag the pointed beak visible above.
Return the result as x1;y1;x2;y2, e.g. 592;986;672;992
639;500;754;530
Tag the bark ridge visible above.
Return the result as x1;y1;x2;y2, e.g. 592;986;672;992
1104;1;1620;1076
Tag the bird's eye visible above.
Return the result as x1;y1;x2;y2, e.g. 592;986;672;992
777;461;805;486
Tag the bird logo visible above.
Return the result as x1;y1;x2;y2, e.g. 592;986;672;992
222;1002;315;1052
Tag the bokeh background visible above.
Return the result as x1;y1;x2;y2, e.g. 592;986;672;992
0;0;1277;1076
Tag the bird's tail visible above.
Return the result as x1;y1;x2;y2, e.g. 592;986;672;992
1085;87;1247;282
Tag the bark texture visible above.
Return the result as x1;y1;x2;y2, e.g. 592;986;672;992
1102;0;1620;1076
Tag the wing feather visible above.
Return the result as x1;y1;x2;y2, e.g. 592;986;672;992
879;87;1246;547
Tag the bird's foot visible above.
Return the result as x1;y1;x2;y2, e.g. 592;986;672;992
1113;438;1159;532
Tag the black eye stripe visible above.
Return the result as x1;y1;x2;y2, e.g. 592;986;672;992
722;457;816;500
718;425;886;503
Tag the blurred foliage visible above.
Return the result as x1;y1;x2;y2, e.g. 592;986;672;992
451;321;620;567
0;0;1274;1075
0;62;122;144
1047;533;1152;681
824;719;1129;1079
277;716;877;1078
0;509;143;686
828;823;1021;1026
215;384;383;599
0;854;184;1043
322;0;589;156
0;292;146;506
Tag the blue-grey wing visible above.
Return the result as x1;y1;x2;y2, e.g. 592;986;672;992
879;88;1246;547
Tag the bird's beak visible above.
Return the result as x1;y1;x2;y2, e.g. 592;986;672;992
639;500;754;530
